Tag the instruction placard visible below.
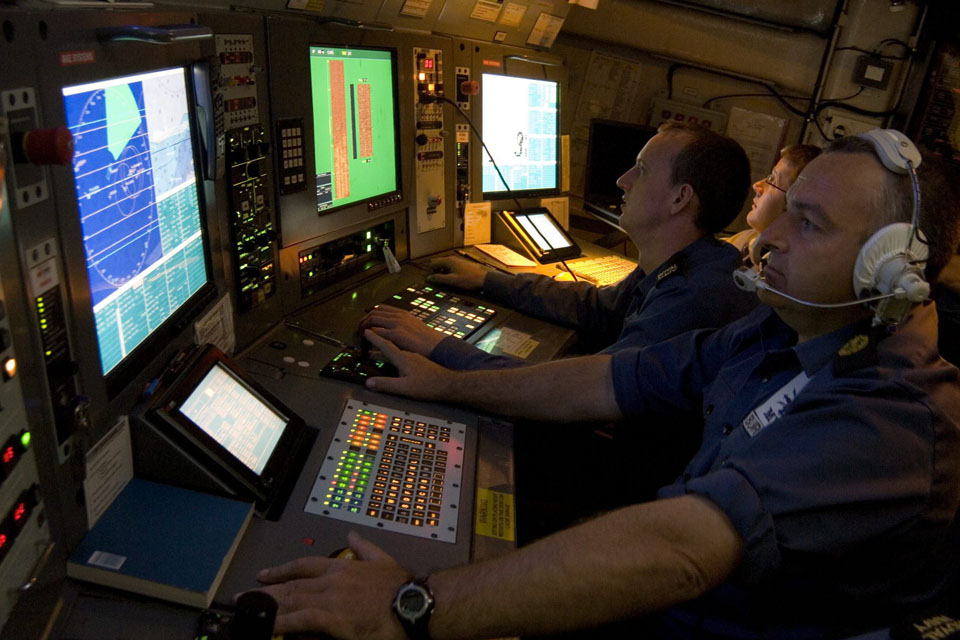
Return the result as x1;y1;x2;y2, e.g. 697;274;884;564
83;416;134;528
475;488;516;541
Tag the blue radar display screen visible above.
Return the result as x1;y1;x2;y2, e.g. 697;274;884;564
63;68;209;376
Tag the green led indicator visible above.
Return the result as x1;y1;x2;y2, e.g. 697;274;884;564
20;432;30;448
366;231;372;240
352;292;358;300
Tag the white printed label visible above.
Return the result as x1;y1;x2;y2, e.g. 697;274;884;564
741;371;810;437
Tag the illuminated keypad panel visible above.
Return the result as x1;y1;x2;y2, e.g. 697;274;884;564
378;285;496;340
305;401;465;543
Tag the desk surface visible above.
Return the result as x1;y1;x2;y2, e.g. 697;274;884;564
40;258;579;640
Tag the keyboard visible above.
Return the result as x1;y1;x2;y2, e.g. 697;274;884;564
563;255;637;286
304;400;465;543
380;284;496;340
319;346;398;385
320;285;496;385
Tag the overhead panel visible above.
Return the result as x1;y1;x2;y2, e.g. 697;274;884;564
656;0;840;35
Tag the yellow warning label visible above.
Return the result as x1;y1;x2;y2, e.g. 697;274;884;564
474;488;515;541
286;0;324;12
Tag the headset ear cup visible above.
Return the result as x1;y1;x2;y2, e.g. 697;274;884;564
853;222;930;301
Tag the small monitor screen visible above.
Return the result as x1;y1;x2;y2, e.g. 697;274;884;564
481;73;559;198
584;119;657;208
517;212;573;251
62;67;210;378
308;46;401;214
179;362;286;476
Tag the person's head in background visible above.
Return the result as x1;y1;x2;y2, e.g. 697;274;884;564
656;120;752;234
747;144;822;234
615;120;750;272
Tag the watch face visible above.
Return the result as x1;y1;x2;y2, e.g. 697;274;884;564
398;585;428;616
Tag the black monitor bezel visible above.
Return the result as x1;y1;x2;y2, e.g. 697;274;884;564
480;71;561;201
583;118;658;208
306;43;403;217
147;344;310;509
499;207;581;264
60;65;218;400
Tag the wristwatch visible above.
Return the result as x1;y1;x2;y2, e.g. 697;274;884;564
392;576;435;640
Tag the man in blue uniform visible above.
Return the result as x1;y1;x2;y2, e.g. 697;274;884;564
361;121;758;369
364;121;759;521
251;133;960;639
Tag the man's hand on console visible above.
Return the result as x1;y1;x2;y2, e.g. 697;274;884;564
358;305;446;357
425;255;487;290
252;531;410;640
363;329;456;401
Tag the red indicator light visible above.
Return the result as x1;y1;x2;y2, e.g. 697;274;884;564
13;502;25;521
0;534;7;549
424;59;434;69
2;447;13;464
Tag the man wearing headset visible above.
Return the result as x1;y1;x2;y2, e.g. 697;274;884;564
251;132;960;640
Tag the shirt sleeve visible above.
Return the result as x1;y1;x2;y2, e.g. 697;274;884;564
609;324;732;420
658;469;778;584
482;270;636;343
662;378;951;590
604;273;746;352
430;335;527;370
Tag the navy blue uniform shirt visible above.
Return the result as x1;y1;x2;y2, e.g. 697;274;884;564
431;235;757;369
611;303;960;638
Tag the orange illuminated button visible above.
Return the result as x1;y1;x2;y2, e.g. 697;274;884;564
2;357;15;380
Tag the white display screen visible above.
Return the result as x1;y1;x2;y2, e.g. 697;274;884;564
180;363;286;475
481;73;559;195
62;67;210;377
517;213;572;251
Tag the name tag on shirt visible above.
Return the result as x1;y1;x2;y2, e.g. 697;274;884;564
741;371;810;437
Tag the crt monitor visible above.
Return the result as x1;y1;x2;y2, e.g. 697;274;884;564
62;67;215;396
583;119;657;221
308;45;402;215
481;73;560;199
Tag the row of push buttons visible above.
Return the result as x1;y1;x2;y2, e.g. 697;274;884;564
381;285;495;340
322;409;387;511
308;401;465;543
390;417;451;442
323;410;450;527
367;432;448;526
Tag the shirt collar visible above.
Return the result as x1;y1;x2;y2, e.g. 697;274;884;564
748;306;880;377
794;320;872;376
637;234;722;294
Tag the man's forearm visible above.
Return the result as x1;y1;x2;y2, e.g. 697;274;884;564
427;495;744;639
440;354;621;423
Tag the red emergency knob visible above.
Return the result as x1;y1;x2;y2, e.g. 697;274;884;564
14;126;74;166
